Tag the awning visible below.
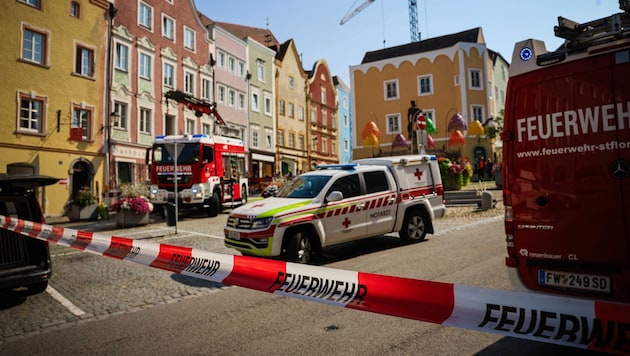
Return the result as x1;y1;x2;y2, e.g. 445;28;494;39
252;153;275;163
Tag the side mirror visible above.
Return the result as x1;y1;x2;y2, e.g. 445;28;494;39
326;191;343;202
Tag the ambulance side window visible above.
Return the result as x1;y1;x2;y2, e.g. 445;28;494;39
327;174;361;199
363;171;389;194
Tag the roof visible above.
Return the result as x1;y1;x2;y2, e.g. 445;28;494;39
213;21;280;48
361;27;483;64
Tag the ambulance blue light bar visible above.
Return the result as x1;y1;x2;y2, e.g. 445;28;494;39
316;163;359;170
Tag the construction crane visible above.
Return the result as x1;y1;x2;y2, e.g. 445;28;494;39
340;0;420;42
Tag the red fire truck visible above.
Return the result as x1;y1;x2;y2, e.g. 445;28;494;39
148;133;248;217
147;90;248;217
503;2;630;302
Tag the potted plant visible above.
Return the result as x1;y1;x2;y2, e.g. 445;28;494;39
67;187;98;221
111;183;154;228
438;156;473;191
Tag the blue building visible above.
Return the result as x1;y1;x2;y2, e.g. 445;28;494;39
334;76;352;163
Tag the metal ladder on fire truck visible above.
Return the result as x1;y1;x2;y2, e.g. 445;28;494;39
537;0;630;66
164;90;239;209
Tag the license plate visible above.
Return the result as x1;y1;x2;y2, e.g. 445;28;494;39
539;270;610;293
227;230;240;240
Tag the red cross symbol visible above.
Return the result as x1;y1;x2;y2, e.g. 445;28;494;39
414;168;424;181
342;217;351;228
251;203;265;208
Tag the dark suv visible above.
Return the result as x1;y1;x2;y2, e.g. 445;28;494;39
0;172;58;296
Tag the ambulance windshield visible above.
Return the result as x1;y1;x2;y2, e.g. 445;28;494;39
276;176;330;199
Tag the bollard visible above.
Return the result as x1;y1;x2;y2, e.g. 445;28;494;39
480;191;493;211
164;202;177;226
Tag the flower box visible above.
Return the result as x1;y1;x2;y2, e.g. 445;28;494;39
115;210;149;228
68;204;98;221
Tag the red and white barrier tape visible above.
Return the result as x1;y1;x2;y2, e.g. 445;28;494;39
2;215;630;354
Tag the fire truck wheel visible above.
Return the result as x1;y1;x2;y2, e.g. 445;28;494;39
287;231;313;264
400;209;428;243
207;194;220;217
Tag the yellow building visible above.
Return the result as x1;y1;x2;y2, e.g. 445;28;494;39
350;28;506;171
0;0;110;216
273;39;309;176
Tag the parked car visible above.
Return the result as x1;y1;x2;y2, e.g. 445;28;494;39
0;170;59;296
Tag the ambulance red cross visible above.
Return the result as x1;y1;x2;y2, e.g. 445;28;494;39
224;155;446;264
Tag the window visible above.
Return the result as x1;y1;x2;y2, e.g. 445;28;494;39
184;71;194;94
163;62;174;87
344;139;349;152
238;61;245;77
228;89;235;107
239;93;245;110
418;75;433;95
363;171;389;194
266;129;272;150
311;107;317;123
343;114;349;127
72;107;91;140
186;118;195;134
139;53;152;80
19;94;44;133
113;102;128;130
139;107;152;134
288;103;294;118
217;51;225;68
138;2;152;30
322;137;328;154
22;28;46;65
201;78;211;100
384;80;399;100
162;15;174;40
279;99;285;116
469;69;482;89
322;110;327;127
297;106;304;121
298;135;304;150
288;133;295;148
18;0;40;8
251;126;259;148
70;1;80;17
75;46;94;77
184;27;195;51
256;59;265;82
228;57;235;73
277;130;284;146
471;105;484;121
320;86;326;104
218;86;225;103
259;94;269;116
251;91;260;112
386;114;401;134
328;174;361;199
115;42;128;71
289;76;294;89
343;96;348;109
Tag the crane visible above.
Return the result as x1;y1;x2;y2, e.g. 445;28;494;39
340;0;420;42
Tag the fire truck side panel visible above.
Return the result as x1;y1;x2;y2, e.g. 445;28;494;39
505;36;630;301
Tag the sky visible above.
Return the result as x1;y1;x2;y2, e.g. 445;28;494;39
198;1;622;84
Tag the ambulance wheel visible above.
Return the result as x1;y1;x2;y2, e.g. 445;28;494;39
207;194;220;217
400;210;428;242
287;231;314;264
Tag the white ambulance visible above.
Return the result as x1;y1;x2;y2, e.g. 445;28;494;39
224;155;446;264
